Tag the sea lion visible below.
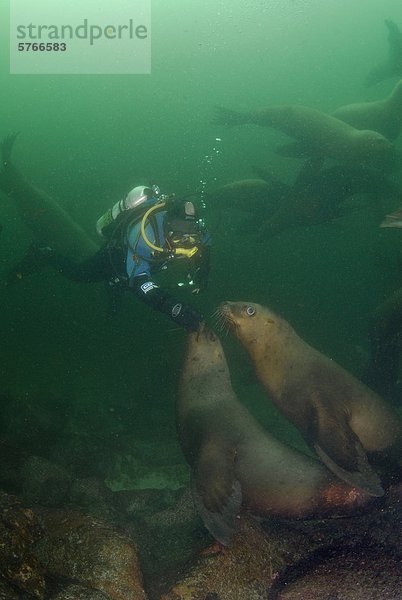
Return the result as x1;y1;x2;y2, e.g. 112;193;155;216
210;178;280;215
333;79;402;141
214;104;395;168
215;161;401;240
366;20;402;87
218;301;402;497
0;133;99;263
177;325;372;545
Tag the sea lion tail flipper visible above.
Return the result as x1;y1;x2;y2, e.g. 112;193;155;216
192;477;242;546
314;441;384;497
213;106;249;127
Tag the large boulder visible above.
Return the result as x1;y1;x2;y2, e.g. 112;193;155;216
33;509;146;600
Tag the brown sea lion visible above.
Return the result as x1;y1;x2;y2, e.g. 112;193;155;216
177;325;372;545
0;133;99;263
219;301;402;497
210;178;286;214
256;158;401;239
214;104;395;168
333;79;402;141
366;20;402;87
214;161;401;240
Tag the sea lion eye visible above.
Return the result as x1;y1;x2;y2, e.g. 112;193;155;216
245;305;256;317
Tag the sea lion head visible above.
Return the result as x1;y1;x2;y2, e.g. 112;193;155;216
355;129;394;154
218;301;287;347
184;323;228;376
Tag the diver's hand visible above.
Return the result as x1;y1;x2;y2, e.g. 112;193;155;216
172;303;203;331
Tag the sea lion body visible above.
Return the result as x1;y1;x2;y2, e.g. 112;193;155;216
0;134;99;262
178;326;372;544
219;301;402;497
333;80;402;141
215;104;394;167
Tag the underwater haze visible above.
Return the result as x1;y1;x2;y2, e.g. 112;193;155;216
0;0;401;500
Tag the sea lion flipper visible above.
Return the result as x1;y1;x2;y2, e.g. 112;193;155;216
1;132;20;168
314;442;384;497
311;404;384;496
385;19;402;58
191;440;243;545
192;477;242;546
366;20;402;87
213;106;249;127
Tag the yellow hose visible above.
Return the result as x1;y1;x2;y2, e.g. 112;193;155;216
140;201;199;258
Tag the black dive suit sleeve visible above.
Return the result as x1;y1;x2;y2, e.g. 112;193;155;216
130;274;203;332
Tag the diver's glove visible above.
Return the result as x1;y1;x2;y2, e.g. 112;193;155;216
170;302;203;331
131;275;203;331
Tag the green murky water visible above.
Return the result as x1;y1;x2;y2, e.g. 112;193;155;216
0;0;401;488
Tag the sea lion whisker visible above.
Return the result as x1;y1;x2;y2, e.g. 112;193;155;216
211;308;227;332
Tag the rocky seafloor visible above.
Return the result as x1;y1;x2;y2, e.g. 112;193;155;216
0;392;401;600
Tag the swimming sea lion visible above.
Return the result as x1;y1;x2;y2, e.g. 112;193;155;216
260;159;401;239
177;325;372;545
333;79;402;141
214;104;394;167
0;133;99;263
210;178;279;214
219;301;402;497
366;20;402;87
217;161;400;240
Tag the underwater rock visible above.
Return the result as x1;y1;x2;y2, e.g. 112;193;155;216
270;546;401;599
133;487;206;599
33;509;146;600
21;455;72;507
68;477;116;521
159;483;402;600
0;492;45;599
143;487;196;529
49;583;111;599
114;487;182;519
0;578;22;600
159;516;308;600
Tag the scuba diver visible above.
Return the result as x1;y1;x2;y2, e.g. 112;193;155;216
53;185;211;332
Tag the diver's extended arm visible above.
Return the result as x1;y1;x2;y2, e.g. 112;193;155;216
130;274;203;331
